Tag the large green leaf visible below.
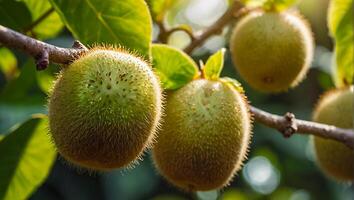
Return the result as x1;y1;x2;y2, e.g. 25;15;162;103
0;0;32;31
49;0;152;59
0;48;18;81
0;115;56;200
328;0;353;86
203;48;225;81
22;0;64;39
151;44;198;90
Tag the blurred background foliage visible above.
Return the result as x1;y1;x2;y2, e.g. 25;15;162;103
0;0;353;199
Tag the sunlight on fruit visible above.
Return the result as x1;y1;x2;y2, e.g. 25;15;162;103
242;156;280;194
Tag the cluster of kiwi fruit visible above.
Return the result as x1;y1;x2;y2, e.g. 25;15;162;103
47;2;349;193
48;46;252;190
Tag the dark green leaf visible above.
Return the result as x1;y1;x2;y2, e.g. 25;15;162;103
0;115;56;200
203;48;225;81
0;0;32;31
151;44;198;90
49;0;152;59
328;0;354;86
22;0;64;39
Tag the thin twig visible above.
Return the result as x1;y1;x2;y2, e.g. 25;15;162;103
0;25;353;149
183;0;245;54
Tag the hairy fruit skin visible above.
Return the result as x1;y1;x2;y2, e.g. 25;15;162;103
152;79;252;191
230;11;314;93
312;87;354;181
49;49;162;170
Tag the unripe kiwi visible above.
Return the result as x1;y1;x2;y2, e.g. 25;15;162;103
48;48;162;170
230;11;314;93
312;86;354;181
152;79;252;191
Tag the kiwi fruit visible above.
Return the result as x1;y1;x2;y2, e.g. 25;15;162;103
230;11;314;93
48;48;162;170
312;86;354;181
152;78;252;191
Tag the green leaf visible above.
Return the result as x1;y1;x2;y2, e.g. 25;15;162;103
0;0;32;31
151;44;198;90
0;48;18;81
49;0;152;59
0;115;56;200
22;0;64;39
220;77;245;93
328;0;354;86
203;48;225;81
146;0;175;22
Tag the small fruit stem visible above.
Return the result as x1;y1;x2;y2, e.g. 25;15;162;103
198;60;205;79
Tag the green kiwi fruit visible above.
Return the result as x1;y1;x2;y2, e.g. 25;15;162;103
48;48;162;170
312;86;354;181
230;11;314;93
152;79;252;191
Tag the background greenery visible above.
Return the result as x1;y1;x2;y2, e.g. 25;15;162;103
0;0;353;199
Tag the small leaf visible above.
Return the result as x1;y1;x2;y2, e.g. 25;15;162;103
328;0;354;86
146;0;175;22
49;0;152;59
0;48;18;81
203;48;226;81
0;0;32;31
151;44;198;90
22;0;64;39
220;77;245;93
0;115;56;200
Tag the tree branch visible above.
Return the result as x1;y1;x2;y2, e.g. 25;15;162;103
0;25;353;149
250;106;354;149
0;25;86;70
183;0;245;54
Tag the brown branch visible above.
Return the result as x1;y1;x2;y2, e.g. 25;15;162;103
157;22;195;44
183;0;245;54
0;25;353;149
250;106;354;150
0;25;86;70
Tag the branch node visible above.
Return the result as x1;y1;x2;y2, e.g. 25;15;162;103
35;50;49;71
72;40;88;50
281;112;298;138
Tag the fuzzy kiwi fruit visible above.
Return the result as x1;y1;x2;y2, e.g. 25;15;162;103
152;78;252;191
312;86;354;181
48;48;162;170
230;11;314;93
